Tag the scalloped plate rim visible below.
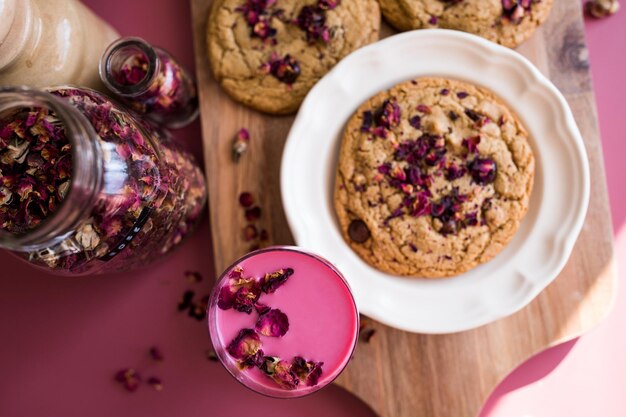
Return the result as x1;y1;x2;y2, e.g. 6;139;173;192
281;29;590;334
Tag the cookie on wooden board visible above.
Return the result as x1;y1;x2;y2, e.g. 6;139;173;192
378;0;553;48
207;0;380;114
334;78;535;278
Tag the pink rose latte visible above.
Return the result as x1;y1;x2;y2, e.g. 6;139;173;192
208;247;359;398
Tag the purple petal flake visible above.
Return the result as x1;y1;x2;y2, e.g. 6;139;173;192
218;267;261;314
227;328;262;360
317;0;340;10
462;136;481;154
255;308;289;337
409;115;422;130
260;267;294;294
360;111;373;132
468;158;497;185
264;54;301;85
374;99;401;129
254;301;271;315
292;356;324;387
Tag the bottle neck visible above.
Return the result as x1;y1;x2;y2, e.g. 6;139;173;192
0;0;39;70
0;87;103;252
100;37;162;98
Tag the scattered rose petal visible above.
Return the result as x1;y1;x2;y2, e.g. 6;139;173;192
149;346;164;361
147;376;163;391
243;224;259;241
239;192;254;208
462;136;481;154
206;349;219;362
114;368;141;392
245;206;261;222
178;290;195;311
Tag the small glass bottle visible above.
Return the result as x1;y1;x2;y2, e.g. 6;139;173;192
100;37;199;129
0;0;119;90
0;86;207;275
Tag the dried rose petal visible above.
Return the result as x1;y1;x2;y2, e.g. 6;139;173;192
445;163;467;180
206;349;219;362
239;192;254;208
360;328;376;343
0;107;72;235
360;111;373;132
254;301;271;315
374;99;401;129
147;376;163;391
416;104;432;114
261;357;299;390
468;158;497;185
263;54;301;85
218;268;261;314
318;0;340;10
114;368;141;392
409;115;422;130
178;290;195;311
348;219;370;243
245;206;261;221
260;267;294;294
296;6;330;44
237;0;278;40
464;109;482;122
255;308;289;337
227;328;262;360
149;346;164;361
462;136;481;154
243;224;259;241
232;128;250;162
292;356;324;387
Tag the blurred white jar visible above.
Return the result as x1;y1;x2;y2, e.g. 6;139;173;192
0;0;119;90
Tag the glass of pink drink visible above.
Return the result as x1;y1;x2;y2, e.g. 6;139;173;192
208;246;359;398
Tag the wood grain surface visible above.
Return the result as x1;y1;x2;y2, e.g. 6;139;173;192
190;1;617;416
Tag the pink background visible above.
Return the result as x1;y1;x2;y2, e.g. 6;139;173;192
0;1;624;416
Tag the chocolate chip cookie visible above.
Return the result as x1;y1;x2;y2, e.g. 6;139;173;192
207;0;380;114
334;78;535;278
378;0;553;48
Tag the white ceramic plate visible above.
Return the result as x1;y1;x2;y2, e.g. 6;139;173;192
281;30;590;334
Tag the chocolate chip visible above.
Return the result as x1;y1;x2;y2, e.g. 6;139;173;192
348;219;370;243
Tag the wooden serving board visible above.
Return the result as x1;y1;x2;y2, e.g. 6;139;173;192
190;1;617;416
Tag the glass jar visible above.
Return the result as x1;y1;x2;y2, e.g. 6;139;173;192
100;37;199;128
0;86;207;275
0;0;119;90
